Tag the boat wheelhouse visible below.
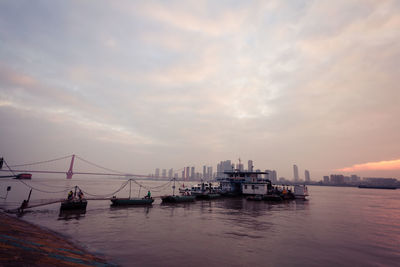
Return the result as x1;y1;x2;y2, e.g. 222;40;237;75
219;170;270;196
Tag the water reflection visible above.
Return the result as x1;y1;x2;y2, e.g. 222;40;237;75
58;209;86;220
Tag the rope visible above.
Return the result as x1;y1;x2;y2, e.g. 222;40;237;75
17;179;73;194
75;155;125;174
3;160;16;177
132;178;173;192
9;155;73;167
79;180;129;197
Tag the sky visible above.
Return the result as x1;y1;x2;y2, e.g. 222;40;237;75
1;0;400;180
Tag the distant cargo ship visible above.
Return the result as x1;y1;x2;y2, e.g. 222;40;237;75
14;173;32;179
358;185;396;190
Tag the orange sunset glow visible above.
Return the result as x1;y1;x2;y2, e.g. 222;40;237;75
338;159;400;172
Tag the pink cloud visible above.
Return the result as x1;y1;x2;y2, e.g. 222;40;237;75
338;159;400;172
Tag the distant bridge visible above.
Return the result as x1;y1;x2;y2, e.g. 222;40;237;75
0;154;177;180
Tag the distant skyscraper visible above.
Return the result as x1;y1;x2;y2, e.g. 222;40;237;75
203;165;207;179
190;167;195;180
271;170;277;183
168;168;173;179
248;160;253;172
305;170;310;182
293;164;299;182
323;176;329;183
217;160;233;178
155;168;160;178
207;166;213;180
162;169;166;178
185;167;190;180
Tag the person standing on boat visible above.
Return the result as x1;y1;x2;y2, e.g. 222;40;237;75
78;190;84;201
146;191;151;199
67;190;73;201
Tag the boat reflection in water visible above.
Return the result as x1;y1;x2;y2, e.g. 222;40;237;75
58;209;86;221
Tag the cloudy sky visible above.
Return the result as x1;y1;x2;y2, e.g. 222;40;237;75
1;0;400;180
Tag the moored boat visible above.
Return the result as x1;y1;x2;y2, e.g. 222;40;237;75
247;195;263;201
161;195;196;203
161;178;197;203
358;185;396;190
110;179;154;206
14;173;32;179
191;182;222;199
60;199;87;210
195;193;221;200
111;197;154;206
61;186;87;211
293;185;309;199
262;194;282;201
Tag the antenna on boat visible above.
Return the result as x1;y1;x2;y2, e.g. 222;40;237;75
129;179;131;199
172;178;176;196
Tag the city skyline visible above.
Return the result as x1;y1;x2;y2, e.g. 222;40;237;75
1;1;400;179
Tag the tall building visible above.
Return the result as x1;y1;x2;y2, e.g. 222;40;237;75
293;164;299;182
305;170;310;182
207;166;213;180
330;174;344;184
185;167;190;180
236;159;244;171
323;176;329;183
265;169;278;183
271;170;277;183
217;160;233;178
155;168;160;178
190;167;195;180
168;168;173;179
203;165;207;179
162;169;167;178
248;160;253;172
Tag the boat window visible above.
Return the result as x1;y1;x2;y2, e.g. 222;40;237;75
244;185;247;189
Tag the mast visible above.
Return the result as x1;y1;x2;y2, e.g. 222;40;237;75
172;178;176;196
129;179;131;199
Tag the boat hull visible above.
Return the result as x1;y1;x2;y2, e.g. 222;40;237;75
111;198;154;206
195;193;221;200
60;200;87;211
161;195;196;203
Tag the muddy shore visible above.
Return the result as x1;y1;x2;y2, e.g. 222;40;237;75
0;211;114;266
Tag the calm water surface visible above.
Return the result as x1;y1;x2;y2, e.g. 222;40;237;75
1;177;399;266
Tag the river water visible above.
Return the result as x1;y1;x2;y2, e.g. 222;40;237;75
1;177;399;266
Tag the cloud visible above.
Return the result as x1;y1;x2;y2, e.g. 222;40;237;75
338;159;400;172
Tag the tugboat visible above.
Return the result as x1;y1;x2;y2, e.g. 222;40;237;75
60;186;87;211
111;180;154;206
293;185;309;199
190;182;221;200
161;178;196;203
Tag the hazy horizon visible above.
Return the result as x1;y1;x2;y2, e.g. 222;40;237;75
1;0;400;180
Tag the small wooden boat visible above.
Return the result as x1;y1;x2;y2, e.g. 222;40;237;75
60;186;87;211
111;197;154;206
110;179;154;206
60;200;87;210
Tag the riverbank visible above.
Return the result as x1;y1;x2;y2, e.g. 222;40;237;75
0;211;113;266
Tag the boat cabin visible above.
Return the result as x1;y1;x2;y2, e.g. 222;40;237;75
219;170;270;195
